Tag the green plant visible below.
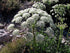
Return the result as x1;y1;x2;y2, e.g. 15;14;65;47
0;38;26;53
2;2;70;53
50;4;66;22
7;4;56;40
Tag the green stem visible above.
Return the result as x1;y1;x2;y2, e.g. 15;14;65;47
32;26;37;53
56;28;63;53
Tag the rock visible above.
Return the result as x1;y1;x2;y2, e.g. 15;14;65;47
0;29;13;44
0;35;12;44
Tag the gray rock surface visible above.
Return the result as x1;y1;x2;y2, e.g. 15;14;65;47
0;29;13;44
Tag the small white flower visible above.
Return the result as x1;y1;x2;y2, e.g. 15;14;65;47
29;8;37;14
23;8;30;13
12;19;16;22
55;11;57;13
22;13;30;19
12;29;20;36
37;9;42;11
63;14;65;16
32;14;40;20
18;10;24;14
26;17;35;25
36;34;44;43
32;2;46;10
25;32;33;41
12;16;23;23
52;13;54;15
15;17;23;23
45;27;54;37
36;21;45;28
37;10;43;14
37;10;48;16
14;14;21;19
42;0;48;4
7;24;15;30
40;16;49;22
52;4;58;8
61;38;66;43
21;21;28;29
50;9;53;12
55;15;57;17
48;14;51;17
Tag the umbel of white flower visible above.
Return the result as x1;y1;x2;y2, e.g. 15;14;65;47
7;2;56;38
26;17;35;25
45;27;54;37
40;16;49;22
50;4;66;19
7;24;15;30
13;13;21;19
29;8;37;14
36;21;45;28
24;32;34;41
32;2;46;10
32;14;40;21
21;21;28;29
22;13;30;19
12;17;23;23
12;29;20;36
36;34;44;43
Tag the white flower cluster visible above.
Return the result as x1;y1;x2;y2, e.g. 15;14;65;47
12;17;23;23
40;16;49;22
32;2;46;10
12;29;20;36
32;14;40;21
14;13;21;19
50;4;66;21
21;21;28;29
29;8;37;14
7;2;56;39
45;27;54;37
26;17;35;25
22;13;30;19
42;0;59;4
36;34;44;43
23;32;45;43
7;24;15;30
24;32;34;41
36;21;45;28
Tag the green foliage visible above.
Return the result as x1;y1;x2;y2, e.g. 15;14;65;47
0;38;26;53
